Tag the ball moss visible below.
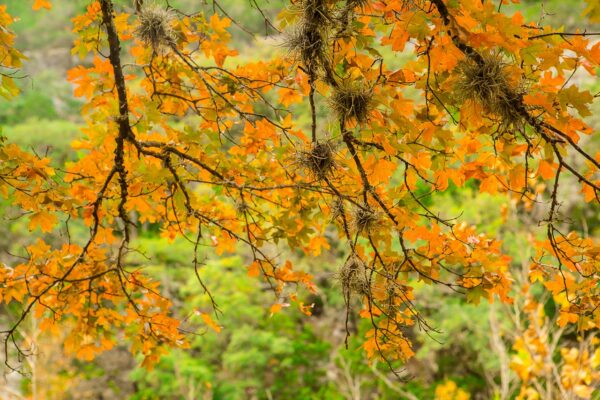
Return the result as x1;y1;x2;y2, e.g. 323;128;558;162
135;5;175;50
351;205;379;233
339;255;370;298
455;52;524;128
330;83;373;123
297;141;337;180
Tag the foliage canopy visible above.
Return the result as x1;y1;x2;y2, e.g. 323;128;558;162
1;0;600;396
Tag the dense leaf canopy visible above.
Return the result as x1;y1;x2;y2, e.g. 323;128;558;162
1;0;600;396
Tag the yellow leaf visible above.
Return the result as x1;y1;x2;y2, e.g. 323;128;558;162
529;268;545;283
435;380;470;400
573;384;593;399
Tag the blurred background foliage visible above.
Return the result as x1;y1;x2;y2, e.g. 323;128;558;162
0;0;599;399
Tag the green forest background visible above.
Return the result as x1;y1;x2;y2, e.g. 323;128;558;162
0;0;599;399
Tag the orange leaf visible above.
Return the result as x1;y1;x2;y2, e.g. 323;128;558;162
33;0;51;10
278;87;302;107
557;311;579;327
308;235;330;256
29;211;58;233
210;13;231;34
76;345;97;361
247;261;261;278
270;303;283;315
479;176;499;195
582;183;597;203
537;160;555;180
200;312;222;333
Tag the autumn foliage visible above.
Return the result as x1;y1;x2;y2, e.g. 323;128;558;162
1;0;600;397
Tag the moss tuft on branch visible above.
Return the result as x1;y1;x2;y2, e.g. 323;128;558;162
135;5;175;50
330;83;373;123
455;51;525;128
338;255;369;297
351;205;379;233
297;140;337;180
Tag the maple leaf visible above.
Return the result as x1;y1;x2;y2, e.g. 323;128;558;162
307;235;330;256
557;311;579;327
209;13;231;34
537;160;555;180
28;211;58;233
247;261;261;278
